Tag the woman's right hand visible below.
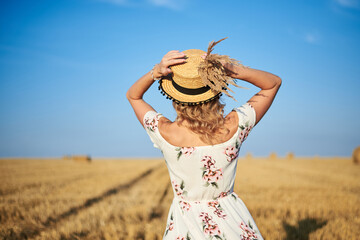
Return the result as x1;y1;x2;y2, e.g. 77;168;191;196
153;50;186;79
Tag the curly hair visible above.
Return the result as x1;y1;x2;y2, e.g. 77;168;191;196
173;99;229;145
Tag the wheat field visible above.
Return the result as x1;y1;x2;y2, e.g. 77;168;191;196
0;157;359;240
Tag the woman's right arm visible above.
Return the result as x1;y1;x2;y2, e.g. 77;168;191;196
224;64;282;126
126;50;186;126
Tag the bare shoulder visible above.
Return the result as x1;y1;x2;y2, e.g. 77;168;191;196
158;117;177;135
158;118;186;145
158;116;173;131
225;110;239;127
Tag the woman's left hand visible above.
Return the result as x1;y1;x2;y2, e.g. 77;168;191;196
201;52;233;75
153;50;186;78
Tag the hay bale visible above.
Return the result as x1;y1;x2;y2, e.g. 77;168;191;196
269;152;277;160
72;155;91;163
286;152;295;160
62;155;72;160
64;155;91;163
245;152;252;160
353;146;360;164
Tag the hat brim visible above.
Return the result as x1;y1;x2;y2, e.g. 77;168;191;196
159;77;221;105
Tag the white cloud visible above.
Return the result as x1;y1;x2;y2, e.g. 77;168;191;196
334;0;360;9
98;0;127;6
286;28;321;45
304;33;316;43
304;32;320;44
95;0;185;10
148;0;181;10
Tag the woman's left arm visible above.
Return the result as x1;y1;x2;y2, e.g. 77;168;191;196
126;50;186;126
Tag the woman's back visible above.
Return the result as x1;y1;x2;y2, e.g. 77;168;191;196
143;103;261;239
158;111;239;147
143;103;256;200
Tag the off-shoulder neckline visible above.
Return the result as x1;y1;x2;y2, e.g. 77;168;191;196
155;113;241;149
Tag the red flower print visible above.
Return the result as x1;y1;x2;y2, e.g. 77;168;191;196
144;113;162;132
224;146;239;162
201;156;223;188
177;232;192;240
179;200;191;211
171;179;187;198
199;212;222;237
201;156;214;168
176;147;196;160
239;221;259;240
208;200;227;219
182;147;195;156
239;123;252;143
165;212;175;236
168;221;174;231
217;190;231;198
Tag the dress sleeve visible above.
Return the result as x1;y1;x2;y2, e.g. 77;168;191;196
233;103;256;143
143;110;164;149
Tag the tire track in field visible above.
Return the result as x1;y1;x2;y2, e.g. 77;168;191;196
19;171;114;209
62;165;170;240
20;163;163;239
149;181;172;220
0;172;108;226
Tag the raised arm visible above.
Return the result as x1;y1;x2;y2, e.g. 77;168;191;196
224;63;282;126
126;50;186;126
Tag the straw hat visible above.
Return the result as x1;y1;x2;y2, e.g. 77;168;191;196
158;38;245;106
158;49;220;105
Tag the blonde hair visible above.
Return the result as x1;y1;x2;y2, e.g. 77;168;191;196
173;99;229;145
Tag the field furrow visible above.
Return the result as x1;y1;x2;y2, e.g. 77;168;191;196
35;163;171;240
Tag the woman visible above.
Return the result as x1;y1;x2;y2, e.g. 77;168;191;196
127;38;281;240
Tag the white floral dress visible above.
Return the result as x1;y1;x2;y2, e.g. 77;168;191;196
143;103;263;240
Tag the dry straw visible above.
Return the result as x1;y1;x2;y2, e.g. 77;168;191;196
198;37;247;101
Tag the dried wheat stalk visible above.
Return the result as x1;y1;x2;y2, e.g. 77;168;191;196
198;37;247;101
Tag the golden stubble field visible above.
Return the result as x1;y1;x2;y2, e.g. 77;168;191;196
0;157;359;240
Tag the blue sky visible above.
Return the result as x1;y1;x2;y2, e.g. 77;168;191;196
0;0;359;158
